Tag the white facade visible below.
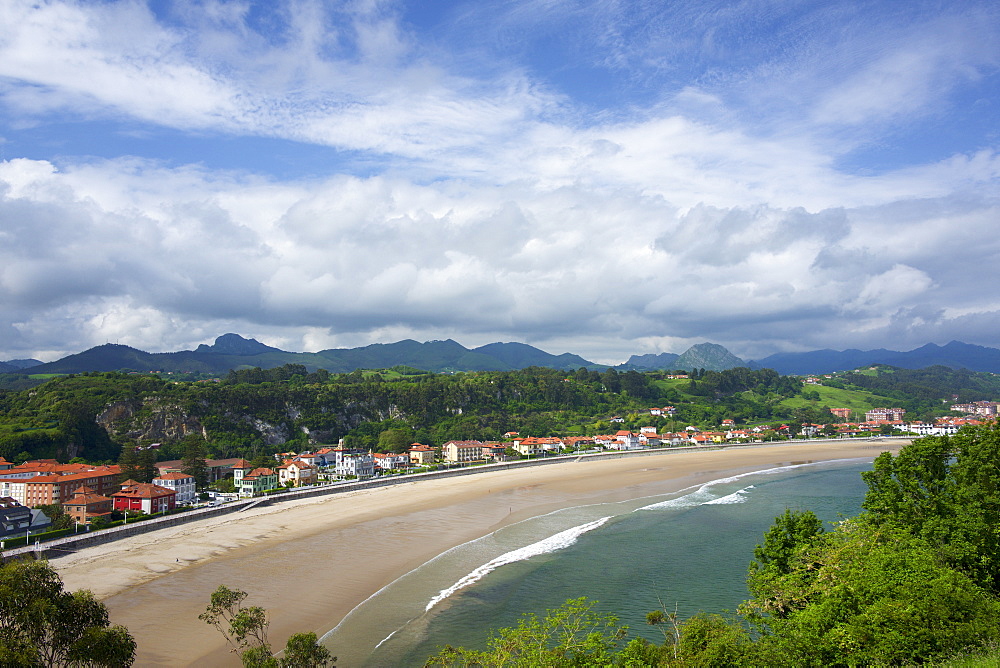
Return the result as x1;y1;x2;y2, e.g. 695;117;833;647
0;479;27;504
152;473;197;505
336;453;375;478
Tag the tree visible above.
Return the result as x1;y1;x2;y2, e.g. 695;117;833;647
0;559;136;666
182;434;210;490
376;428;412;453
137;447;159;483
743;522;1000;666
861;425;1000;593
36;504;73;530
117;443;141;482
424;597;628;667
200;585;334;668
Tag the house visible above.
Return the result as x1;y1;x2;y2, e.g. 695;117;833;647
829;408;852;420
111;483;176;514
295;453;319;467
511;437;545;457
0;496;33;536
62;487;113;525
238;468;279;497
231;459;254;487
335;453;375;478
277;460;317;487
481;443;509;461
638;433;662;446
562;437;594;451
612;431;642;450
0;458;13;471
408;443;436;466
153;472;197;505
443;441;484;464
372;452;409;471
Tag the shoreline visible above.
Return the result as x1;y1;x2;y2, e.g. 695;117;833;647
52;440;903;666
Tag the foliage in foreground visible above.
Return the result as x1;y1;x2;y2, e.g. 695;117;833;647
200;584;334;667
0;559;136;667
425;424;1000;666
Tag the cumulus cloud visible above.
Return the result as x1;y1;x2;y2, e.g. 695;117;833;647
0;1;998;364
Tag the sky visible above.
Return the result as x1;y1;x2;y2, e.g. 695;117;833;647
1;0;999;365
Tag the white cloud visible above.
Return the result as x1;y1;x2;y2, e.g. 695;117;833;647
0;1;998;364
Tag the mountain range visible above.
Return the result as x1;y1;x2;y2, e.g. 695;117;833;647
4;335;1000;376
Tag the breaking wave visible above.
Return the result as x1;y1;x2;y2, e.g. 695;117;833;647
425;516;611;612
703;485;754;504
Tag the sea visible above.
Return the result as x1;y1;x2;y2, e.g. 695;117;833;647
321;458;872;667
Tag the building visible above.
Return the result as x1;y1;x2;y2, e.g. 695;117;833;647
372;452;409;471
153;472;197;505
511;437;544;457
335;453;375;479
612;431;642;450
829;408;852;420
865;408;906;422
481;443;509;461
950;401;1000;416
277;460;317;487
0;496;33;536
238;468;278;497
63;486;113;525
408;443;436;466
22;467;120;507
111;483;176;515
443;440;485;463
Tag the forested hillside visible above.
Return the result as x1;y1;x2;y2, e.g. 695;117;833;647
0;363;996;466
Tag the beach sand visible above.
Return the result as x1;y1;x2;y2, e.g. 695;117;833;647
52;440;902;666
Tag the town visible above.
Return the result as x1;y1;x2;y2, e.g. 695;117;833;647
1;400;990;544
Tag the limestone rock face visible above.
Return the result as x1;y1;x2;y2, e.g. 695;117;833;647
97;399;207;442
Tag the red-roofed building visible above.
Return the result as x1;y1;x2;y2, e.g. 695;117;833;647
63;486;113;524
111;483;176;514
238;468;278;497
443;440;484;463
372;452;409;471
408;443;436;465
22;467;120;507
277;460;317;487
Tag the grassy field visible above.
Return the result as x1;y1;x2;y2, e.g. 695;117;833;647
778;383;896;414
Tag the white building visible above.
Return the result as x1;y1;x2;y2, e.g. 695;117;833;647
336;452;375;478
153;472;197;505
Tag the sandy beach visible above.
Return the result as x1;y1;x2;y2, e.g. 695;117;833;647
52;440;902;666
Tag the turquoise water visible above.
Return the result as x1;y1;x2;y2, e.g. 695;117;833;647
324;458;872;667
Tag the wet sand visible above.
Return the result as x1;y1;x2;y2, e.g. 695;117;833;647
52;440;902;666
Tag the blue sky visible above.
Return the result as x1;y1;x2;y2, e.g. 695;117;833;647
1;0;998;364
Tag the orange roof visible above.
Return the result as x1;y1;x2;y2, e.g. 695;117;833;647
112;483;175;499
65;486;112;505
156;472;194;481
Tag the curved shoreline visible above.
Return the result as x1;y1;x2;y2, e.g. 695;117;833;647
52;440;903;666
